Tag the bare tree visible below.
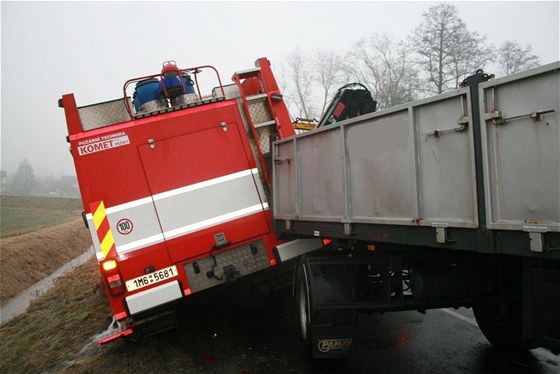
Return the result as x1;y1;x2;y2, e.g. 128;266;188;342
409;4;495;94
347;34;420;110
283;49;318;119
312;50;345;115
498;41;540;76
10;159;36;196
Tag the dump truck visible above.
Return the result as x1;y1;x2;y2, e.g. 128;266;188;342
272;62;560;357
61;58;559;357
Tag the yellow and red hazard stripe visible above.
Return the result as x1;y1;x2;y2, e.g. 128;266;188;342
90;201;117;260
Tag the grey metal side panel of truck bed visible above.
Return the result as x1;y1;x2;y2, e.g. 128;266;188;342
272;62;560;260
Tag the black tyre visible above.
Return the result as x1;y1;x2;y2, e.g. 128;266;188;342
296;259;313;353
473;300;524;350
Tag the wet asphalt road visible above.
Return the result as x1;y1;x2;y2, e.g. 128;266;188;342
347;309;558;374
130;283;559;374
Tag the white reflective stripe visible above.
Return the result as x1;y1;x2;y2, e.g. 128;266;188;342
86;197;155;218
106;197;154;214
116;233;166;254
85;168;260;218
152;168;259;201
164;203;269;240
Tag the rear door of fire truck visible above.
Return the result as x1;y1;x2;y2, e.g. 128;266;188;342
137;119;270;265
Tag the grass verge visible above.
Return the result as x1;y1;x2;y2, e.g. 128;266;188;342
0;195;83;238
0;258;111;373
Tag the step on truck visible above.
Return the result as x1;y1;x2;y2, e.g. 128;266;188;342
59;58;322;344
273;62;560;357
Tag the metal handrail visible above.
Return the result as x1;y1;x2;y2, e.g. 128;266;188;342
122;64;226;119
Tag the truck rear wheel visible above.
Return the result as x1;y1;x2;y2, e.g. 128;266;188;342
473;300;524;350
295;256;357;362
296;260;313;353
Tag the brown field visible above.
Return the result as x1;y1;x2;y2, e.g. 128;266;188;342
0;196;92;301
0;219;92;301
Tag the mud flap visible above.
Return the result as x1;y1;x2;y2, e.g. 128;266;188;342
312;324;357;359
296;254;358;360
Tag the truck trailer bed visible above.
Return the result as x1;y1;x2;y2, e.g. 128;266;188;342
273;62;560;260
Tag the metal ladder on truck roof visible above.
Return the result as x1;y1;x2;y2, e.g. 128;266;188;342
232;58;296;188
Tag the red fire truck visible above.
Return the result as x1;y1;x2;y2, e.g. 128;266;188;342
59;58;322;344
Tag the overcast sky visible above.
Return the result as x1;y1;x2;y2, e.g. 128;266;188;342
1;1;559;178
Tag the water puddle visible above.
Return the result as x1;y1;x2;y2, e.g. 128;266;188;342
0;248;94;325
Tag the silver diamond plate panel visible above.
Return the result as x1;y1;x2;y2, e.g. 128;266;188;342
184;240;269;293
248;99;272;124
235;98;270;199
78;98;132;131
256;126;277;154
171;93;199;107
139;99;168;113
213;84;241;99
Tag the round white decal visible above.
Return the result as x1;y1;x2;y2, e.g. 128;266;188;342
116;218;133;235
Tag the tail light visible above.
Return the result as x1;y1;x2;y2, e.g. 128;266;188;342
101;260;125;296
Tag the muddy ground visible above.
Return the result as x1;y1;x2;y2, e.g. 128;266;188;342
1;258;558;374
59;283;560;374
58;276;305;373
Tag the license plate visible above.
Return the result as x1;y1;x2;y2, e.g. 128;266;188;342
125;265;178;292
